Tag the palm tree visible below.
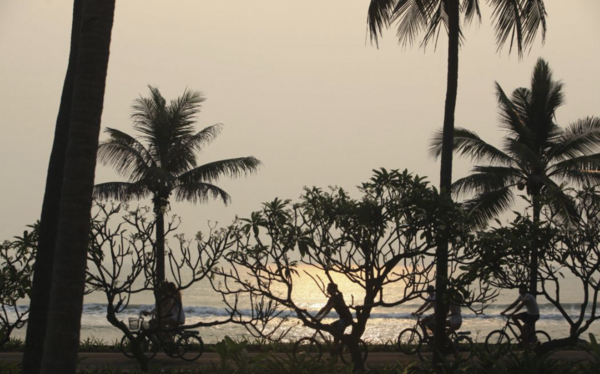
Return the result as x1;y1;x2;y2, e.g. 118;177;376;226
39;1;115;373
22;1;83;373
366;0;548;360
93;86;261;286
431;58;600;295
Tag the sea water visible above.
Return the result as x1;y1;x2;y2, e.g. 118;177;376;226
9;275;600;345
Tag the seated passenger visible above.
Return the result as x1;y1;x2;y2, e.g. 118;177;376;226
145;281;185;331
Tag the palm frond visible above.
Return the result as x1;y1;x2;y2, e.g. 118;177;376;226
430;127;514;165
463;186;515;228
495;82;534;144
488;0;524;57
131;85;166;135
503;136;544;173
496;82;534;150
419;0;449;49
184;124;223;155
367;0;398;46
167;88;205;135
176;157;262;186
554;170;600;191
390;0;435;47
172;182;230;205
452;165;522;197
520;0;547;48
548;154;600;186
98;128;154;181
548;117;600;161
462;0;482;26
540;177;579;226
529;59;564;139
488;0;546;58
169;89;206;128
165;124;224;175
93;182;150;202
509;87;531;123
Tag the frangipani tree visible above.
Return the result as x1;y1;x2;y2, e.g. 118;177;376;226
213;169;486;370
467;187;600;350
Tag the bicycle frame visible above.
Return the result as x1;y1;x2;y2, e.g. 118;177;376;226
293;325;368;364
411;314;459;344
499;316;526;343
309;327;343;348
122;313;203;361
398;314;473;361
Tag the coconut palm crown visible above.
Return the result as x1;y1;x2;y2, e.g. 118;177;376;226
94;86;261;284
431;58;600;228
431;59;600;296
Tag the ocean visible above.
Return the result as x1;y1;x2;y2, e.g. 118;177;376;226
10;274;600;345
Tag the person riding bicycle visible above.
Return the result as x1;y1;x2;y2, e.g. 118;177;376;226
501;284;540;344
446;299;462;334
412;285;435;337
144;281;185;339
315;283;354;349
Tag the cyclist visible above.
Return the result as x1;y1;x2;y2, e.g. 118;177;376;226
501;284;540;344
447;300;462;334
315;283;354;349
412;285;435;337
163;281;186;326
144;281;185;340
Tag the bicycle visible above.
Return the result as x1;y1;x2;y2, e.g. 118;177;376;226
120;313;204;361
293;326;369;364
485;315;550;353
397;314;473;361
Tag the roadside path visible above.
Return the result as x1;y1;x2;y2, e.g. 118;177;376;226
0;350;594;369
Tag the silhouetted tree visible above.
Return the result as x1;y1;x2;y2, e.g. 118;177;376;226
0;224;37;347
22;1;83;372
366;0;548;363
40;1;115;372
86;202;247;370
94;86;261;287
432;58;600;294
213;169;486;370
467;188;600;352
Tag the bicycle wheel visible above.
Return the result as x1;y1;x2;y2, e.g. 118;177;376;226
120;333;138;358
416;339;433;362
163;339;180;358
397;328;422;355
416;335;461;362
535;330;551;345
293;337;322;362
453;335;473;360
339;339;368;365
485;330;511;354
133;333;159;359
176;334;204;361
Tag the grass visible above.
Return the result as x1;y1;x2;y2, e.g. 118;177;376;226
3;335;600;374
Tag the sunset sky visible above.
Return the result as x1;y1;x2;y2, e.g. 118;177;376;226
1;0;599;241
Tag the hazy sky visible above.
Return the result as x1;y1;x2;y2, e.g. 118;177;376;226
1;0;599;241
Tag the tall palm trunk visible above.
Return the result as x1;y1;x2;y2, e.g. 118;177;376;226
433;0;460;366
155;212;166;285
40;1;115;373
22;2;83;373
153;195;167;287
530;194;541;296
